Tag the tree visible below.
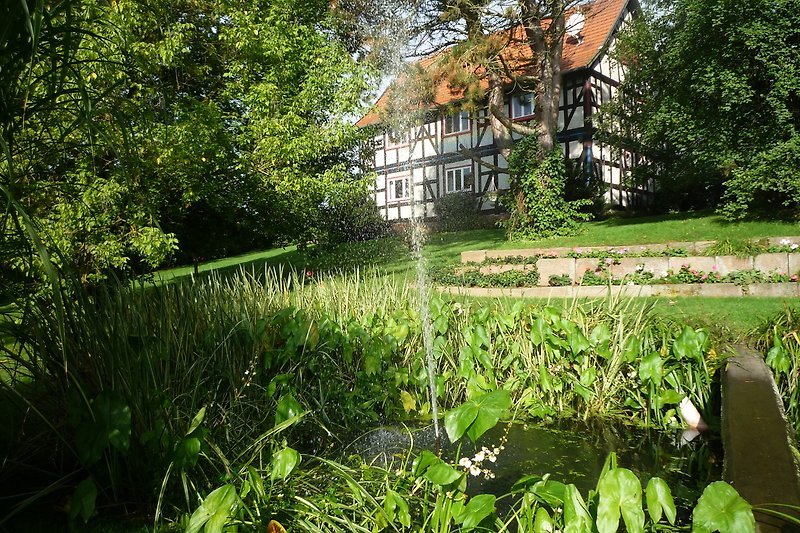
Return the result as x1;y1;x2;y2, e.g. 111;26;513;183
599;0;800;216
377;0;588;236
1;0;379;286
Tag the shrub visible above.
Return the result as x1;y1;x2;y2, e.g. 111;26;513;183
549;274;572;286
433;192;479;232
321;190;389;244
719;136;800;220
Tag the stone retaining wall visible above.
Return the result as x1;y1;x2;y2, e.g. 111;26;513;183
438;282;800;298
461;236;800;264
474;252;799;286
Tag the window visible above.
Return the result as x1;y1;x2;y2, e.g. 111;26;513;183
387;177;410;201
512;93;534;118
444;110;470;135
445;166;473;193
374;134;384;150
387;128;409;146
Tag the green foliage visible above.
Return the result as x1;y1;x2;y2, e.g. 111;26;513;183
600;0;800;215
719;137;800;220
434;192;480;232
503;136;592;240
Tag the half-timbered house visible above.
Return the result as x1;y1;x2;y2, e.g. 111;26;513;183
356;0;641;220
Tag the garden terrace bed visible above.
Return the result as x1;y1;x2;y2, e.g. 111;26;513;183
444;237;800;289
460;236;800;263
438;282;800;298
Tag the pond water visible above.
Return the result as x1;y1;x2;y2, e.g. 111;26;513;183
349;420;721;507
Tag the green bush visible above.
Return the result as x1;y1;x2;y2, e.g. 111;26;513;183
433;191;479;232
719;137;800;220
321;190;389;244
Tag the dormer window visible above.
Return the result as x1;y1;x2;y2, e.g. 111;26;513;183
444;110;470;135
512;93;534;119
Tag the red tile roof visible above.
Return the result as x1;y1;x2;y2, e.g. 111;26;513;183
356;0;629;127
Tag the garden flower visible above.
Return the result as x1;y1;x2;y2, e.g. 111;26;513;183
458;457;472;468
781;239;791;246
470;465;481;476
605;257;614;265
701;274;708;280
793;244;799;251
792;275;798;282
306;270;313;278
473;450;486;462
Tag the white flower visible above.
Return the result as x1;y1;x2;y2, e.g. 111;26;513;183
493;447;500;455
792;244;799;250
635;264;644;272
458;457;472;468
626;281;635;286
781;239;791;246
488;454;497;463
473;451;485;462
485;471;496;479
470;465;481;476
660;270;669;278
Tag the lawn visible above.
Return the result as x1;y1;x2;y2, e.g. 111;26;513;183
148;210;799;338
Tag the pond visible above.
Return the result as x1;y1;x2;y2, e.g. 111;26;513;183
350;420;721;511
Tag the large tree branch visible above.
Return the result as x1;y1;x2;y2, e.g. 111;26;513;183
488;101;537;136
458;144;508;173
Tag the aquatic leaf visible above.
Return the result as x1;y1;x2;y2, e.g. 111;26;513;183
186;407;206;435
529;478;567;507
657;389;684;407
623;335;641;363
270;446;301;482
186;484;237;533
444;390;511;442
424;462;462;486
563;484;592;533
173;435;202;469
247;466;266;502
400;390;416;413
74;391;132;465
434;314;449;335
589;323;612;347
275;394;302;426
384;489;411;527
68;478;97;524
692;481;755;533
766;339;790;375
444;401;480;442
568;328;590;355
534;507;554;533
672;326;700;361
466;390;512;442
412;450;440;477
639;351;663;386
596;468;644;533
646;477;676;525
458;494;496;530
531;317;549;346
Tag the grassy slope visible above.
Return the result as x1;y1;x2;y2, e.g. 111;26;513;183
151;211;799;336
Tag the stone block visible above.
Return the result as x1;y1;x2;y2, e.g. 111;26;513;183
536;258;575;286
746;283;800;297
754;253;789;275
575;258;600;279
790;254;800;276
461;250;486;263
714;255;753;275
668;256;716;273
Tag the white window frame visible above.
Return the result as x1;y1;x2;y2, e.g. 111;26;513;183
445;166;473;193
374;133;384;150
512;93;534;119
387;128;409;147
387;176;410;202
443;110;470;135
